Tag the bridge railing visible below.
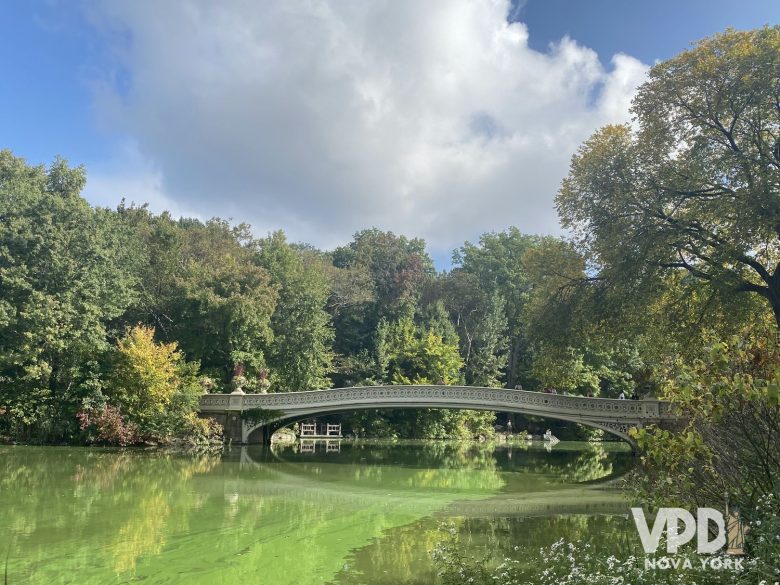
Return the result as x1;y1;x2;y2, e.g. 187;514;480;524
199;385;674;423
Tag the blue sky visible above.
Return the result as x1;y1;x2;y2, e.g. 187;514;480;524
516;0;779;63
1;1;778;268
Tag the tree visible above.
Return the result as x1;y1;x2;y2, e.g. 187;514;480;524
521;238;668;397
420;300;460;347
368;314;492;438
96;325;201;442
257;231;334;391
465;293;508;388
631;327;780;577
118;209;278;386
428;271;508;387
108;325;201;439
557;27;780;327
332;228;434;354
521;238;587;346
0;151;138;441
376;315;462;385
320;252;376;387
453;228;538;387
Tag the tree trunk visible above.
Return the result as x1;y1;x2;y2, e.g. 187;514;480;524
771;289;780;332
507;338;521;388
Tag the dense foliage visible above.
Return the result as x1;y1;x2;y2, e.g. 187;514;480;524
0;152;599;443
0;152;138;442
558;26;780;328
1;151;662;444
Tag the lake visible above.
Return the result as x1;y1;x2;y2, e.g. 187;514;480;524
1;441;636;584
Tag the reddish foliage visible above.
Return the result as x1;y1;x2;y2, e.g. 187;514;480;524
77;405;139;446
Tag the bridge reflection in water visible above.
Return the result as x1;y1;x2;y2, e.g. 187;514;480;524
234;443;631;519
298;439;342;454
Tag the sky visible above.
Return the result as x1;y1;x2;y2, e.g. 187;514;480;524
1;1;778;269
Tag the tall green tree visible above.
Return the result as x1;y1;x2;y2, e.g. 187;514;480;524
453;228;538;387
364;314;494;438
376;315;463;385
432;271;509;387
466;293;508;387
0;151;137;440
557;26;780;327
118;208;277;385
332;229;434;355
257;231;334;391
521;238;664;397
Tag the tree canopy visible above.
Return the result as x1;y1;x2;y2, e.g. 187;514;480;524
558;27;780;326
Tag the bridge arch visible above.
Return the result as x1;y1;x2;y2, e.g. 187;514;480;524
245;405;636;445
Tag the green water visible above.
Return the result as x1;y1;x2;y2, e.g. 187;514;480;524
1;441;636;584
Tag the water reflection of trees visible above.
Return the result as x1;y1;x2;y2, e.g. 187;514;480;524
495;442;634;484
514;443;617;483
243;441;632;499
1;447;221;581
1;445;506;584
263;440;632;485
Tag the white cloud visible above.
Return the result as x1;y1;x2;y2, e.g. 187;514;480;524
82;0;648;253
83;141;200;221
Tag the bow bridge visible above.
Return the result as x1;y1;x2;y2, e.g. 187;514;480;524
199;385;678;448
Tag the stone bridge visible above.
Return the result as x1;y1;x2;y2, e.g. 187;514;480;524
199;385;679;448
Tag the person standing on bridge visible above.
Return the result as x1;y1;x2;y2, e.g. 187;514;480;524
618;391;626;400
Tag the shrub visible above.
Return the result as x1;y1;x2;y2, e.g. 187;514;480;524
108;325;203;442
77;405;139;446
432;529;737;585
183;413;224;445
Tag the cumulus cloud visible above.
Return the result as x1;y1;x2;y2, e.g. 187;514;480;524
82;0;648;252
84;141;202;221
